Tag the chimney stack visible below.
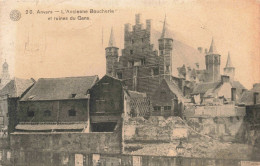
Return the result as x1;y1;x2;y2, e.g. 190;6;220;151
221;75;230;83
197;47;203;53
254;92;259;105
135;13;141;25
231;88;236;101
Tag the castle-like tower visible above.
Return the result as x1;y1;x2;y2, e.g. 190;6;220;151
105;28;119;77
0;60;10;88
104;14;175;96
205;38;221;82
158;16;173;82
224;52;235;82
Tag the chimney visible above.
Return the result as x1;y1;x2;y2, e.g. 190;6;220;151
221;75;230;83
254;92;259;105
231;88;236;101
197;47;203;53
146;19;151;32
124;23;131;33
135;13;141;25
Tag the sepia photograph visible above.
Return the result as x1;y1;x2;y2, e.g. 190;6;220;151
0;0;259;165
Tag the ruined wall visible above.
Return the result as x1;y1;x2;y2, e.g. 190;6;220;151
11;129;121;154
123;116;188;143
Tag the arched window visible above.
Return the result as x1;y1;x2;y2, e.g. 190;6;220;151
68;109;76;116
44;110;51;117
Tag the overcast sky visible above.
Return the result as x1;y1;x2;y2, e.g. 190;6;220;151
0;0;259;89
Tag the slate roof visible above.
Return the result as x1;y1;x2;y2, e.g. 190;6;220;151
0;78;35;98
238;91;260;106
231;81;246;91
127;90;147;98
164;79;184;101
108;27;117;47
192;82;221;95
225;52;234;68
238;83;260;105
20;75;98;101
208;38;218;54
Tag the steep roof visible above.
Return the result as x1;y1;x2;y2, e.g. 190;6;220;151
0;78;35;98
192;81;221;94
127;90;147;98
231;81;246;91
20;75;98;101
225;52;234;68
208;38;218;54
164;79;184;101
108;27;116;47
160;15;172;39
238;83;260;105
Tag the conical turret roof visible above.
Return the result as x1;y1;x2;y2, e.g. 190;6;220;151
208;38;218;54
225;52;234;68
108;27;116;47
160;15;172;39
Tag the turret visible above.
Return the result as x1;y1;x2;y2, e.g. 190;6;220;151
1;59;10;88
224;52;235;82
158;15;173;81
205;38;221;82
105;28;119;76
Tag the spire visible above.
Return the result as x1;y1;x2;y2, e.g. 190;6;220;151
161;15;171;39
208;37;217;54
225;52;234;68
108;27;116;47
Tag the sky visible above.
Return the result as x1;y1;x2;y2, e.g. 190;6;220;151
0;0;259;89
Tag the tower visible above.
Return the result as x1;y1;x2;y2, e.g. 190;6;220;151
224;52;235;82
205;38;221;82
158;16;173;81
1;60;10;88
105;28;119;76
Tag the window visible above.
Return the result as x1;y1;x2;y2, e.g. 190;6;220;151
141;58;145;65
71;94;76;98
117;72;123;79
142;48;144;53
131;39;134;44
0;117;3;125
27;111;34;117
199;117;203;123
141;38;144;42
91;122;117;132
230;117;233;123
153;67;159;75
44;110;51;117
164;106;171;110
166;65;170;72
130;50;133;55
153;106;161;111
68;109;76;116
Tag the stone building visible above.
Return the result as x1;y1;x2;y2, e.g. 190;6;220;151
15;75;98;132
105;14;173;97
0;77;34;136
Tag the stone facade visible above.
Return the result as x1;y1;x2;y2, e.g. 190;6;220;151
105;14;173;97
